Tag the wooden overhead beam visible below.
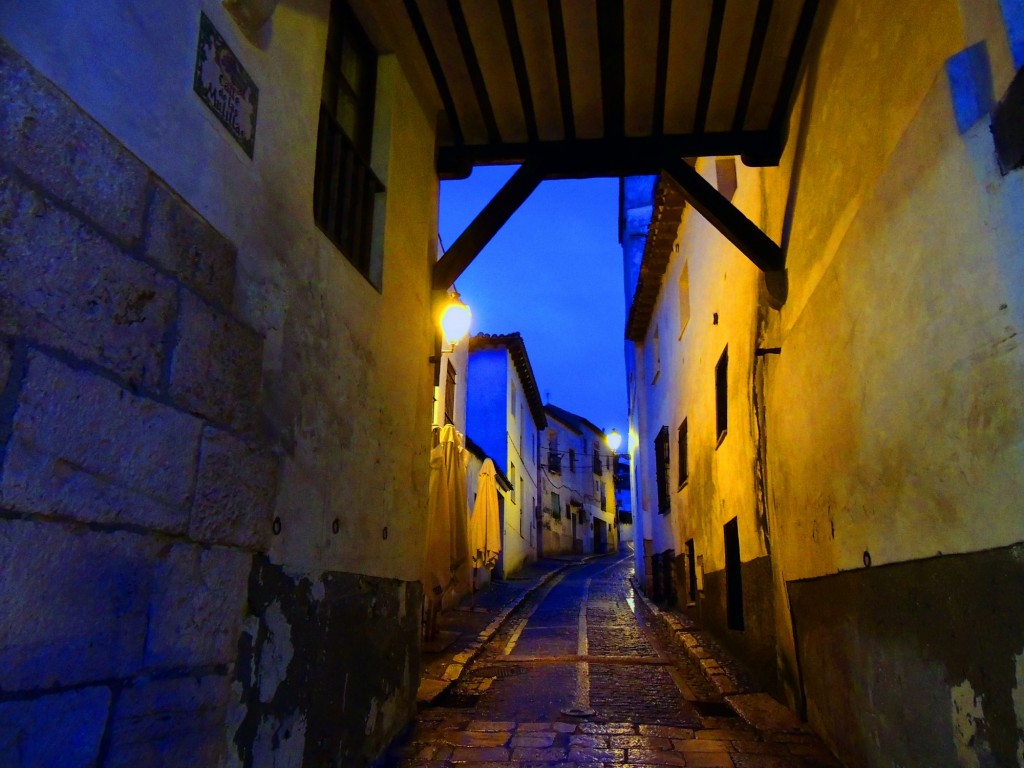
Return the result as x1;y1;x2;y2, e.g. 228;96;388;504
432;162;544;289
448;0;501;143
747;0;821;166
694;0;726;133
651;0;672;136
733;0;774;132
498;0;538;143
662;157;784;272
402;0;464;145
437;130;780;178
597;0;625;139
548;0;575;140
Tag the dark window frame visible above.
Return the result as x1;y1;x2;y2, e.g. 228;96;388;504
724;517;744;630
314;1;385;286
677;418;688;488
654;426;670;515
685;538;697;603
715;347;728;445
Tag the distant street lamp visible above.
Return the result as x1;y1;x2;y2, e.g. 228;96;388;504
439;292;472;350
606;429;623;453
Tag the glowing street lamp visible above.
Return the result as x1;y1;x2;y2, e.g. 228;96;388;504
439;292;472;349
606;429;623;453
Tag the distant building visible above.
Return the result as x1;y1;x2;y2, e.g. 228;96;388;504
613;454;634;545
466;333;546;577
541;404;618;556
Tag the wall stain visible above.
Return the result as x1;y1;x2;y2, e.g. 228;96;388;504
788;543;1024;766
232;555;420;767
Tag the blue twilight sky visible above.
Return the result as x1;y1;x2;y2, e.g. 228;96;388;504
439;166;628;440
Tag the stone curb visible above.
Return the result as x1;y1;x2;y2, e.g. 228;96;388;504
417;553;611;707
630;577;751;698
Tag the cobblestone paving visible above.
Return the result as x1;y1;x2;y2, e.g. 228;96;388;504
385;555;841;767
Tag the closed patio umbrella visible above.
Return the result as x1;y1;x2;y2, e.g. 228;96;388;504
469;458;501;572
423;424;469;600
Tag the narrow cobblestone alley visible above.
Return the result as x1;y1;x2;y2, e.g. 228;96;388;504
386;554;839;767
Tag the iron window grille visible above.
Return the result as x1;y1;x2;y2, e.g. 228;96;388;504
314;1;384;285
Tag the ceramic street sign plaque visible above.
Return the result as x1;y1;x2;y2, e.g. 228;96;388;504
193;12;259;157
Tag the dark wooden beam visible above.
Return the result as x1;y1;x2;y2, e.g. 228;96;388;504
733;0;774;131
548;0;575;140
437;130;778;178
597;0;625;138
662;157;783;272
742;0;821;166
402;0;464;144
447;0;501;144
770;0;819;139
651;0;673;136
433;162;544;288
694;0;727;133
498;0;538;142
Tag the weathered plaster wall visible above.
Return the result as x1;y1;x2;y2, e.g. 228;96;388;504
235;558;421;767
503;362;538;576
632;339;674;555
0;2;439;764
788;544;1024;767
758;0;1024;758
632;157;777;684
665;159;767;572
0;2;438;582
624;0;1024;757
767;43;1024;582
621;176;657;585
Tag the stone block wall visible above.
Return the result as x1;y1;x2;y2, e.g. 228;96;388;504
0;40;276;766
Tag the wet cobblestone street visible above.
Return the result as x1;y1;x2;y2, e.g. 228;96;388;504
385;554;840;767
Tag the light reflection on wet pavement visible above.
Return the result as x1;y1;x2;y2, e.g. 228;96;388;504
385;555;840;767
